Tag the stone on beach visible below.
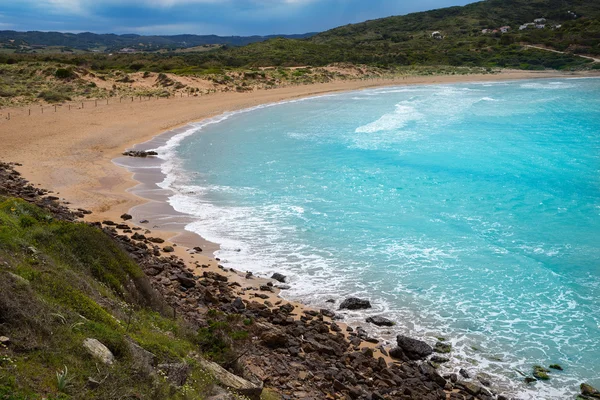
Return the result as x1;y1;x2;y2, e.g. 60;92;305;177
365;315;395;327
339;297;371;310
393;335;433;360
270;272;287;283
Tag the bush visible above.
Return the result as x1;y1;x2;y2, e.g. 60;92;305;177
54;68;74;79
37;91;72;103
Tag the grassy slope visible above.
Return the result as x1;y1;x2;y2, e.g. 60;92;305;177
214;0;599;69
0;197;242;400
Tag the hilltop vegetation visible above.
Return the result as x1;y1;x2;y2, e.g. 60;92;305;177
0;31;316;54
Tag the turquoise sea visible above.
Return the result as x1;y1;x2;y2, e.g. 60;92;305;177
156;78;600;399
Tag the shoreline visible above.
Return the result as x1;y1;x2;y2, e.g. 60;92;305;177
2;69;597;399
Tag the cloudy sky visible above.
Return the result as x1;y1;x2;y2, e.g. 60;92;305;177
0;0;476;36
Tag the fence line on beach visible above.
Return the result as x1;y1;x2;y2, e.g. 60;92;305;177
0;75;405;122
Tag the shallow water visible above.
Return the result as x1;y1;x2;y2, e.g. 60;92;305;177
155;78;600;399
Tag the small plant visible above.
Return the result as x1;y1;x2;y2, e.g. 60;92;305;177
56;365;69;392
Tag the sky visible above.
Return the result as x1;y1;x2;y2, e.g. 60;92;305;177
0;0;477;36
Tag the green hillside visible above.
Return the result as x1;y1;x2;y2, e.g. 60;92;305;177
204;0;599;69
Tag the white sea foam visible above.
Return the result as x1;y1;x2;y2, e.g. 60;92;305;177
355;104;422;133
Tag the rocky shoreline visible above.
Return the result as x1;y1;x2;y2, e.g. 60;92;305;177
1;160;596;400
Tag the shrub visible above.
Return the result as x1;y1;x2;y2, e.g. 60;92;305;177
54;68;74;79
37;91;71;103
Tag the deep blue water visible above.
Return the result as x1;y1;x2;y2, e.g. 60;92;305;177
157;78;600;398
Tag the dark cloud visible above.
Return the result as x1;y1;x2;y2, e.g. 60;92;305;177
1;0;475;35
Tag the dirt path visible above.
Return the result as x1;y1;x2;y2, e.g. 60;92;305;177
524;44;600;63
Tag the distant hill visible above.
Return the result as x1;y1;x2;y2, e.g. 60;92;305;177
308;0;600;63
202;0;599;70
0;30;317;53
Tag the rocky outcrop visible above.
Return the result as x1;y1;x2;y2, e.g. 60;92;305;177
339;297;371;310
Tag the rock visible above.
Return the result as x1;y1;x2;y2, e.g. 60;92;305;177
339;297;371;310
158;363;191;386
326;299;335;303
120;213;133;220
524;376;536;384
0;336;10;345
233;297;245;310
140;219;149;224
86;377;101;389
148;237;165;244
271;272;287;283
198;358;263;400
260;328;288;348
395;335;433;360
581;383;600;398
83;338;115;365
276;284;291;290
177;274;196;288
132;232;146;240
459;368;470;379
533;365;550;380
365;316;395;327
122;150;158;157
203;271;228;282
102;220;116;226
461;382;481;396
126;339;156;375
193;246;203;252
431;355;450;364
548;364;563;370
434;341;452;353
320;309;336;318
163;246;175;253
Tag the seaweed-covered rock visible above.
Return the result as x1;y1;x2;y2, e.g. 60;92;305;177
434;341;452;353
581;383;600;398
533;365;550;380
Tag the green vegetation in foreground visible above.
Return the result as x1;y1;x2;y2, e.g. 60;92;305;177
0;197;258;399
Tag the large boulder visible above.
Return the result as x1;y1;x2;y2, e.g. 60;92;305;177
83;338;114;365
395;335;433;360
366;315;395;327
339;297;371;310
